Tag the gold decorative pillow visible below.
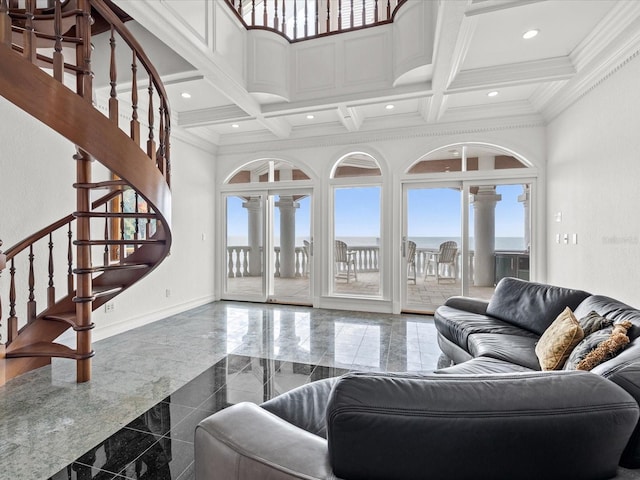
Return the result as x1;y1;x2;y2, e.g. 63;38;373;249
535;307;585;370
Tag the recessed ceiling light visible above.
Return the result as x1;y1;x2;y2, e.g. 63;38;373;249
487;91;499;97
231;124;239;128
522;29;539;40
180;92;192;99
385;104;395;110
306;114;315;120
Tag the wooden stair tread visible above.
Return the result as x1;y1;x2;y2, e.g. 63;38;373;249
43;312;94;331
6;341;93;360
74;262;151;274
73;180;131;190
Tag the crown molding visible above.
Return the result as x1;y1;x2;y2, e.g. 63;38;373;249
177;105;251;127
441;100;537;123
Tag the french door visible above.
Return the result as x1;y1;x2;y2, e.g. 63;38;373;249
402;183;464;313
223;189;312;305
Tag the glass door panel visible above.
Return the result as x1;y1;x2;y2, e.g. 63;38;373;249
271;193;311;304
224;194;265;300
468;183;530;300
404;185;462;313
333;186;381;297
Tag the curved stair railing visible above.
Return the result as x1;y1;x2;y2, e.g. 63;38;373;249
0;0;172;384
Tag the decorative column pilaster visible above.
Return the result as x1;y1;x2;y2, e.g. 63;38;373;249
471;186;501;287
276;196;299;278
518;184;531;251
243;197;262;276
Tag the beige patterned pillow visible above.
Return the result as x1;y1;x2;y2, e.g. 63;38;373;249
535;307;585;370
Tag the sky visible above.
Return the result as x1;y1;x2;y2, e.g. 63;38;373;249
226;184;526;242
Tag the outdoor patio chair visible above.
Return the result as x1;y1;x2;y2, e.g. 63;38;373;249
425;241;458;283
407;240;417;284
334;240;357;283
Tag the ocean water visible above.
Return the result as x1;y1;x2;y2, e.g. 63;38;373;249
228;236;526;251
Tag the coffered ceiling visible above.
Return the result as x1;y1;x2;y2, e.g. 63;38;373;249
109;0;640;150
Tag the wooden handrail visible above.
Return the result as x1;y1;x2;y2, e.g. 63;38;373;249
225;0;407;43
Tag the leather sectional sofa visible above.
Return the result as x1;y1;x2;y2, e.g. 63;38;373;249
195;278;640;480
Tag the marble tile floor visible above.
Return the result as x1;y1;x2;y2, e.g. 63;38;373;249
2;300;640;479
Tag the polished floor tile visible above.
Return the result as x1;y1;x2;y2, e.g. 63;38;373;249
3;300;640;479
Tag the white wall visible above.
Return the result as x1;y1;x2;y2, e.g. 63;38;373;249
0;96;217;341
547;53;640;305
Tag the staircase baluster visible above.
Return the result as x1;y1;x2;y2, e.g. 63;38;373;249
147;80;156;163
386;0;390;19
362;0;366;25
130;53;140;145
120;193;125;260
134;192;140;250
23;0;36;63
374;0;378;22
109;26;119;124
67;221;73;294
48;233;55;307
158;102;166;176
0;240;4;342
53;0;64;81
0;0;10;46
251;0;255;25
338;0;342;30
8;259;17;343
76;0;92;101
27;245;35;324
237;0;242;16
103;205;109;265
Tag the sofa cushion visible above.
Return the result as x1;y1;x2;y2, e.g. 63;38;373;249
468;333;541;370
535;307;584;370
565;327;613;370
487;277;590;335
577;321;632;371
436;356;534;374
435;305;538;352
261;377;338;438
579;310;613;336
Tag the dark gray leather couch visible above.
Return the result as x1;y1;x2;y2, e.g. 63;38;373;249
194;278;640;480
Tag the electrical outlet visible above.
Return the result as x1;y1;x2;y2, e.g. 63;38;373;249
165;289;171;298
105;302;115;313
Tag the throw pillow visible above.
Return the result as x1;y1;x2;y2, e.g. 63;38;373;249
564;327;613;370
576;320;633;371
578;311;613;337
535;307;585;370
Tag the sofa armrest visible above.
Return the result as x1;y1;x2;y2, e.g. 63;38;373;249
195;402;337;480
326;372;638;480
443;295;489;314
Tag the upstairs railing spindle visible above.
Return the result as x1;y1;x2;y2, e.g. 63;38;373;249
158;101;165;176
0;0;10;46
293;0;297;39
350;0;354;28
273;0;278;29
103;204;109;265
134;191;140;250
120;193;125;259
47;233;55;307
304;0;308;37
281;0;285;32
362;0;366;25
386;0;390;18
251;0;255;25
262;0;267;26
53;0;63;81
374;0;378;22
315;0;318;36
338;0;342;30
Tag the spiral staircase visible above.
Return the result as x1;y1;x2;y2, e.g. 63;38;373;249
0;0;172;384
